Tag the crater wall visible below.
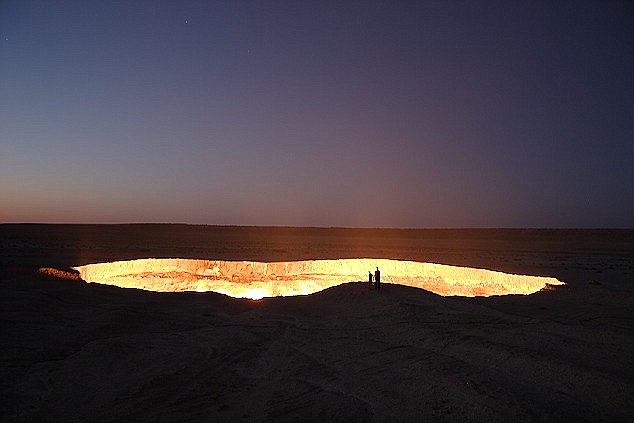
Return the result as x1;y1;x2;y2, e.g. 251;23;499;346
73;258;563;299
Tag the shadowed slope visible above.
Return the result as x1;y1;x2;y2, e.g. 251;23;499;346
2;270;631;422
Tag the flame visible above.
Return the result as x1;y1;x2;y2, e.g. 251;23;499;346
73;258;564;298
242;288;268;300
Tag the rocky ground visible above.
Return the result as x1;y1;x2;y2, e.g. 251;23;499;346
1;225;633;422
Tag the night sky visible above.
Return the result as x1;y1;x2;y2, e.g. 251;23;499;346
1;1;633;227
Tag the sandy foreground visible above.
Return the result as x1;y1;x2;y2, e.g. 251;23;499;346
1;225;633;422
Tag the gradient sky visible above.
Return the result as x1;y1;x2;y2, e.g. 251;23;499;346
1;0;633;227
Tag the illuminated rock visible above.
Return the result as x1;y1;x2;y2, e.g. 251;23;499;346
73;258;563;299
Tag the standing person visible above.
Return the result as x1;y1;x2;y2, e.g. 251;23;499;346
374;267;381;290
368;271;373;290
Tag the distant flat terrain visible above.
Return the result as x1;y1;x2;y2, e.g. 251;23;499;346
1;225;633;421
2;225;633;287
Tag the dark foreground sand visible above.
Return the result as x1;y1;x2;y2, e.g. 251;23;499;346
1;225;633;422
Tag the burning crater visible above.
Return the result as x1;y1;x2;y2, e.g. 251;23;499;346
73;258;563;299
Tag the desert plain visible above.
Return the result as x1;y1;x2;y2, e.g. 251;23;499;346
1;224;633;422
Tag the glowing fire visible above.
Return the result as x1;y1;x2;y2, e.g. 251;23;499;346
72;258;563;298
241;288;269;300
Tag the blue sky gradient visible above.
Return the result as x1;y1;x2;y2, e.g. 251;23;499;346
1;0;633;227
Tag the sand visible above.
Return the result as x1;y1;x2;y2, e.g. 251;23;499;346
1;225;633;422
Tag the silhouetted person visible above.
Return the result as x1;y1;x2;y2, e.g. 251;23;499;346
374;267;381;290
368;271;373;290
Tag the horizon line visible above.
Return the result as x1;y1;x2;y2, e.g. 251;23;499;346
2;222;632;231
